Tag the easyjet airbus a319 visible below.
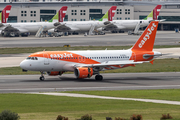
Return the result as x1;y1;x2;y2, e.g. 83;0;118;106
20;21;162;81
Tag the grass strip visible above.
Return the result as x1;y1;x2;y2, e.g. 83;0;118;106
0;93;180;120
65;89;180;101
0;59;180;75
1;45;180;54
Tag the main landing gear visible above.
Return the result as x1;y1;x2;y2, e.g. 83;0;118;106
39;71;45;81
95;75;103;81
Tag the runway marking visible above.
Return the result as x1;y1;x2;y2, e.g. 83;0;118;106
37;93;180;106
0;85;180;91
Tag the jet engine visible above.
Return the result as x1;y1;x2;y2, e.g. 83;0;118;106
47;71;64;76
74;67;93;79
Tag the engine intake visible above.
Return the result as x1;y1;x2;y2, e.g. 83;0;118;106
74;67;93;79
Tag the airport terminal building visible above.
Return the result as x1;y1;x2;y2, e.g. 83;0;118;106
0;0;180;30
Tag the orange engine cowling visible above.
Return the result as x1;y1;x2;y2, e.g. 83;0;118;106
74;67;93;78
47;71;64;76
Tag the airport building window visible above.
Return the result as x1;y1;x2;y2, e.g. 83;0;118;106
7;16;17;23
89;9;102;13
21;20;23;22
31;14;33;16
80;10;86;16
34;20;36;22
30;20;33;22
117;17;121;20
71;10;77;16
21;11;27;17
125;9;127;14
89;14;104;20
40;10;56;14
116;9;122;14
24;20;26;22
40;15;55;21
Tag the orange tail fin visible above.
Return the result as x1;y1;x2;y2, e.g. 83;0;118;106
131;21;159;51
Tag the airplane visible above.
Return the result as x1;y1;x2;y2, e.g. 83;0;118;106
0;6;67;37
97;5;162;33
50;6;117;35
20;21;162;81
0;5;12;26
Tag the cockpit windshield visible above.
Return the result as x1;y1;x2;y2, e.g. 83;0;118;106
26;57;38;60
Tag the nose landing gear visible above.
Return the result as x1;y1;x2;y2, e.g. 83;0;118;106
40;71;45;81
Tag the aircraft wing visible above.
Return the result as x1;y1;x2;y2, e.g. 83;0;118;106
3;25;28;33
74;60;145;68
0;23;5;28
103;22;126;30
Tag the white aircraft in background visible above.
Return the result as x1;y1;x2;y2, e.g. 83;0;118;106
0;5;12;28
20;21;162;81
1;6;67;37
97;5;162;33
49;6;117;35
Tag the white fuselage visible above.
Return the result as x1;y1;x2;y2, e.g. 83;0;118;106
20;49;161;72
56;20;106;32
111;20;150;30
2;22;55;33
20;50;133;72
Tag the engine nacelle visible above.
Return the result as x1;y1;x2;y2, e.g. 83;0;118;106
47;71;64;76
74;67;93;79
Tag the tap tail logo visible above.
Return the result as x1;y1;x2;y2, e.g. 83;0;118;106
131;21;159;51
108;6;117;21
59;6;67;22
0;5;11;23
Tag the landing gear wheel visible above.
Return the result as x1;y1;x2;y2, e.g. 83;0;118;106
39;76;45;81
40;71;45;81
95;75;103;81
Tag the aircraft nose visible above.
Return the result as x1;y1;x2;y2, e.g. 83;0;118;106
20;60;27;70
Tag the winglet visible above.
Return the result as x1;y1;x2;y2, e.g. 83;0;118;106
143;5;162;20
99;6;117;21
0;5;12;23
131;21;159;51
48;6;67;22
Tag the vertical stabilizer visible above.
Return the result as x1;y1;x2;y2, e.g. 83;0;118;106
59;6;68;22
143;5;162;20
49;6;68;22
99;6;117;21
131;21;159;51
0;5;11;23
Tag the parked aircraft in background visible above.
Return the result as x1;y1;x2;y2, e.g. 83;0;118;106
97;5;162;34
49;6;117;35
20;21;162;81
0;5;12;28
0;6;67;37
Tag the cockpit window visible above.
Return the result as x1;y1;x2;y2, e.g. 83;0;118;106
26;57;38;60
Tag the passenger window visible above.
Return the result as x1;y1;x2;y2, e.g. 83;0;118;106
31;57;34;60
35;57;38;60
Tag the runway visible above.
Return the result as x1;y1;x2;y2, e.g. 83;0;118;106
0;72;180;93
0;32;180;48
